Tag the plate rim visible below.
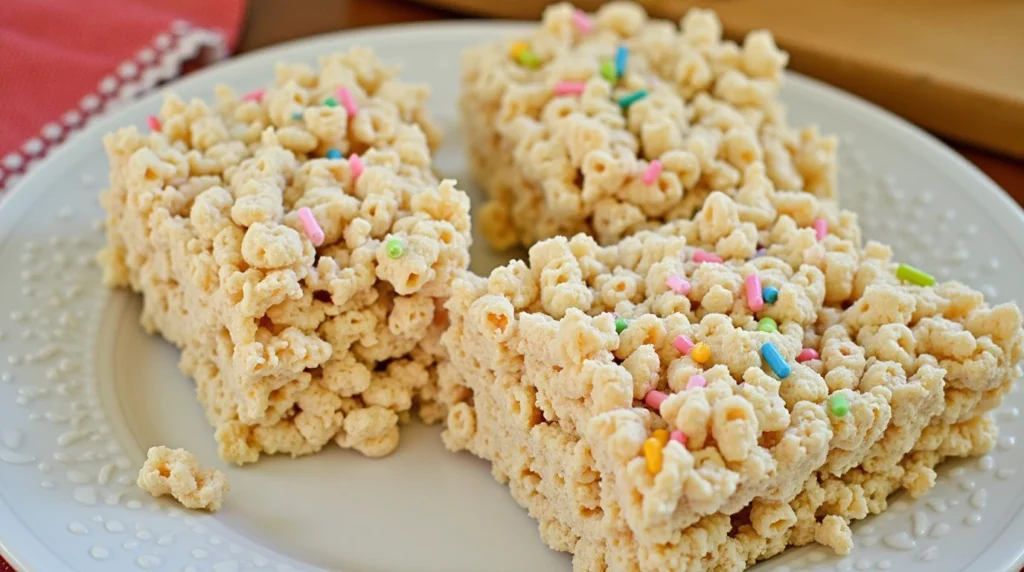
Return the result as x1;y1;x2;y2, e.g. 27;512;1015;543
1;18;1023;572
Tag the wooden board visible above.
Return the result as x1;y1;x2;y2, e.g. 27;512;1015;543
415;0;1024;159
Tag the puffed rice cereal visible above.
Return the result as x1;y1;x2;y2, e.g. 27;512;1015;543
440;163;1023;570
100;48;471;464
137;446;230;511
462;1;838;250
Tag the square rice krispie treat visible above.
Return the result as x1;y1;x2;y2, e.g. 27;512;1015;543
462;2;838;250
440;165;1023;570
100;49;471;464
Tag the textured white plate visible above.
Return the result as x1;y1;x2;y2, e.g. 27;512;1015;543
0;21;1023;572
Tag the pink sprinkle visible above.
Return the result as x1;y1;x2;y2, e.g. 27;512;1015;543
644;390;668;411
572;9;594;33
553;81;586;96
685;375;707;390
337;87;359;118
297;207;325;247
665;274;690;296
348;153;364;181
813;217;828;241
692;249;723;264
146;115;161;132
673;335;694;355
241;88;264;102
796;348;820;362
745;274;764;312
642;160;663;185
670;430;687;446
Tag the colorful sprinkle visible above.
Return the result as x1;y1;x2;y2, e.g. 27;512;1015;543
643;437;663;474
572;9;594;33
685;375;707;390
673;335;695;355
291;111;304;121
896;263;935;286
617;89;648;109
691;342;711;364
670;430;687;447
615;316;628;334
762;286;779;304
666;274;690;296
796;348;819;363
745;274;764;312
386;237;405;259
323;96;338;108
692;249;723;264
241;88;264;103
509;41;529;59
146;115;161;132
829;394;850;417
760;342;790;379
518;50;542;68
642;160;663;185
348;154;364;181
753;247;767;258
757;317;778;333
652;429;670;447
600;60;617;82
325;148;342;160
644;390;668;411
813;217;828;241
553;81;587;96
614;45;628;77
297;207;324;247
337;87;359;118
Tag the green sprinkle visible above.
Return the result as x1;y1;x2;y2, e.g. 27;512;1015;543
291;111;303;121
600;60;617;82
323;96;338;108
757;317;777;333
896;263;935;287
829;394;850;417
618;89;648;109
518;50;542;69
386;237;405;259
614;316;628;334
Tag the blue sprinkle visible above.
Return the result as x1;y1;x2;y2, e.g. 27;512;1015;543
615;45;628;78
761;342;791;379
762;286;779;304
325;148;342;160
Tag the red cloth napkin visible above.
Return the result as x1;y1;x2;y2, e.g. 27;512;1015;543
0;0;247;195
0;4;245;569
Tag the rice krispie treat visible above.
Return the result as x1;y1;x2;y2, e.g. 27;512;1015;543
100;49;471;464
440;170;1023;570
137;446;230;511
462;2;838;250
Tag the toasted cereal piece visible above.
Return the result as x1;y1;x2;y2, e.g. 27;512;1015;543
440;176;1023;570
461;1;838;249
137;446;230;511
100;48;471;464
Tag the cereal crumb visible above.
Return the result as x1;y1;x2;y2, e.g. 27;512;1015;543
136;446;229;511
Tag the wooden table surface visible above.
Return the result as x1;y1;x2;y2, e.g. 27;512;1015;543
0;1;1020;570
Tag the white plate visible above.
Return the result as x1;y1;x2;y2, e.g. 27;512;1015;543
0;21;1023;572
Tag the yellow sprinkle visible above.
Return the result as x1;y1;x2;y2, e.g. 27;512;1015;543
652;429;670;446
509;41;529;59
643;437;663;474
691;342;711;364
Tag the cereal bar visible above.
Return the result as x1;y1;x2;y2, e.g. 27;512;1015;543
100;49;471;464
461;2;838;250
137;446;230;511
440;165;1023;570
